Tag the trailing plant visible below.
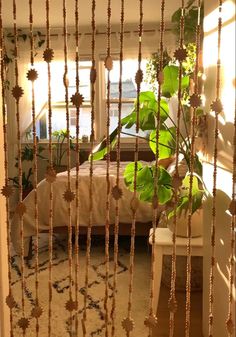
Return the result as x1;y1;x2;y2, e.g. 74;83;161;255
171;0;204;44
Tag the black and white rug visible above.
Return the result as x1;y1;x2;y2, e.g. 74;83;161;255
11;234;151;336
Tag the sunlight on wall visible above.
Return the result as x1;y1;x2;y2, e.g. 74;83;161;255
203;0;235;122
202;1;235;336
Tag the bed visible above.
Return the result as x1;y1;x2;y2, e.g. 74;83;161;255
11;161;158;256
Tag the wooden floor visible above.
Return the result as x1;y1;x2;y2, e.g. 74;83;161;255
152;284;203;337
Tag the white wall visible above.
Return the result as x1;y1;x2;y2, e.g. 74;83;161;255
203;1;235;336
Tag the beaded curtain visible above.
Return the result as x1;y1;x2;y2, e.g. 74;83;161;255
0;1;235;337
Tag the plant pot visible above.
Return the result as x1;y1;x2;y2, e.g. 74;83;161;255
167;208;203;237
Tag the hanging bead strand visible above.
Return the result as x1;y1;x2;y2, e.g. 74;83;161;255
72;0;82;335
168;1;186;335
208;1;223;336
104;0;112;335
122;0;143;336
27;0;43;332
0;2;16;335
82;1;96;335
185;1;202;336
43;1;55;336
111;0;124;335
11;0;30;333
62;0;78;332
145;1;165;336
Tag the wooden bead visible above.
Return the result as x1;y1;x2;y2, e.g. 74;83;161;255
27;68;38;82
122;317;134;332
174;47;187;62
70;92;84;108
112;185;123;200
6;294;16;309
18;317;29;331
63;189;75;203
43;48;54;63
104;55;113;71
144;314;158;328
12;85;24;101
1;185;14;197
31;305;43;318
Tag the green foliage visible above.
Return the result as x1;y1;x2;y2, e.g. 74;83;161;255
92;13;206;217
145;49;171;94
149;127;176;159
124;162;173;204
171;1;204;44
167;175;204;219
161;65;189;98
52;129;75;167
91;127;118;161
4;29;45;65
9;144;46;191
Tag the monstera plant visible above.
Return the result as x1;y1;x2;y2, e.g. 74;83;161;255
92;49;206;221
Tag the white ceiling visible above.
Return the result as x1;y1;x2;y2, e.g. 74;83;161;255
2;0;179;28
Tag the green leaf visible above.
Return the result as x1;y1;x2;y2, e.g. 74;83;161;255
161;65;189;98
149;128;175;159
124;162;173;204
124;162;143;191
91;127;118;161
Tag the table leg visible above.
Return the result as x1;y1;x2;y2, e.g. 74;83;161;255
152;246;163;315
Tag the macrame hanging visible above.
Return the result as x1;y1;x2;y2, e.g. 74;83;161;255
104;0;112;336
184;1;202;336
27;0;43;333
0;1;16;335
62;1;78;335
121;0;143;336
11;0;29;334
82;1;96;335
111;0;124;335
168;1;186;335
71;0;83;335
145;1;165;335
0;1;235;337
43;1;55;336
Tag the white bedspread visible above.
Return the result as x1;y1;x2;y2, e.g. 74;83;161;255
11;161;155;254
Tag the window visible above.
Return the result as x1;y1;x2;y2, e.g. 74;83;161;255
25;58;152;142
105;59;151;137
26;60;92;140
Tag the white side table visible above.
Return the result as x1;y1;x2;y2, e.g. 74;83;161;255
149;228;203;314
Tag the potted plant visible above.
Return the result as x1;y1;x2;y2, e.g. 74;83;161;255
52;129;76;173
9;143;46;199
92;45;206;237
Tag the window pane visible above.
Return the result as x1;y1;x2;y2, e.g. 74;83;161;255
106;59;150;99
109;102;147;138
29;60;92;140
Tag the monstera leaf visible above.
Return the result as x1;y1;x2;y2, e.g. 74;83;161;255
91;127;118;161
124;161;173;204
161;65;189;98
168;174;204;219
149;127;176;159
122;92;169;131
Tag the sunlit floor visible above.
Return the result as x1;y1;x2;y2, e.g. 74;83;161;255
153;284;203;337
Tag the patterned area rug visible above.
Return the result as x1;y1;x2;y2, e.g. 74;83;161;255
11;234;151;336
